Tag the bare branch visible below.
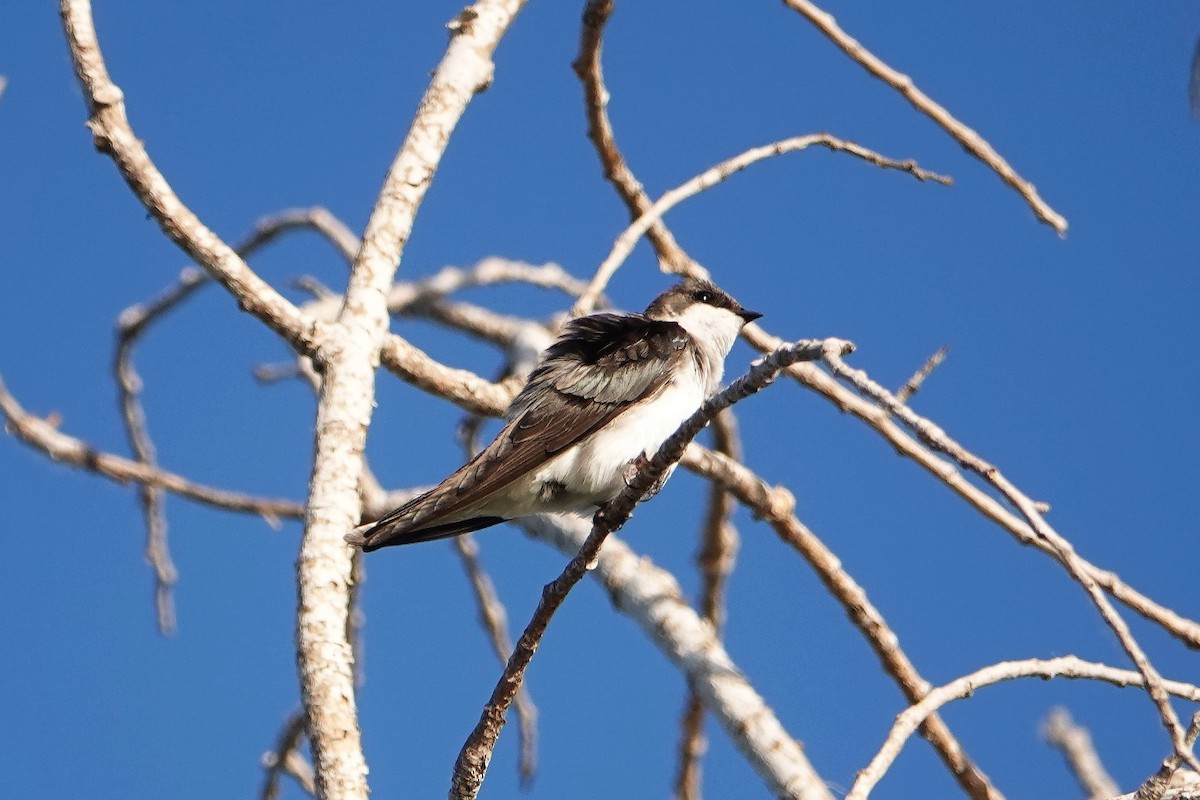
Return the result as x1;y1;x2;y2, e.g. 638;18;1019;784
115;267;208;635
296;2;528;797
60;0;324;355
894;345;948;403
781;0;1067;234
675;410;742;800
261;711;316;800
680;442;1003;800
1043;708;1121;800
1131;714;1200;800
449;338;852;800
452;534;539;787
740;323;1200;651
822;348;1199;772
846;657;1200;800
571;135;950;315
522;513;834;800
573;0;697;276
1;375;303;520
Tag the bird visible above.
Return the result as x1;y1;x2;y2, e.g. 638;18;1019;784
347;279;761;552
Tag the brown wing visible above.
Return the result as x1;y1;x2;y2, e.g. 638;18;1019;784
353;314;690;549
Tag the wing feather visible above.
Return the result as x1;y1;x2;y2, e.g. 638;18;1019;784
353;314;691;549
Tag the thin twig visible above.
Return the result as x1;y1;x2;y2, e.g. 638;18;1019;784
448;338;853;800
452;534;539;787
261;711;316;800
846;657;1200;800
680;441;1004;800
571;135;950;316
894;345;948;403
1043;708;1120;800
114;267;208;635
1;375;303;521
822;348;1200;773
781;0;1067;235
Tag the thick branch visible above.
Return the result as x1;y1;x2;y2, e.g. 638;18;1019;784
296;3;528;798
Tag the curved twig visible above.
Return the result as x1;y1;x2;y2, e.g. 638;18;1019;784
847;657;1200;800
571;134;950;315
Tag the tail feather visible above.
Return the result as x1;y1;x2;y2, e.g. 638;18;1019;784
347;514;507;551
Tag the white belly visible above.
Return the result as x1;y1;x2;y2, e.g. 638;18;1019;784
498;364;710;516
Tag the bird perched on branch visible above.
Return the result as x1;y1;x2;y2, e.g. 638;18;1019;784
347;279;760;552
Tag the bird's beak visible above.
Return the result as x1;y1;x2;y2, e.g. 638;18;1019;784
738;308;763;323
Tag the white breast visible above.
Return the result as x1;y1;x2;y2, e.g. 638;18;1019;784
509;358;710;513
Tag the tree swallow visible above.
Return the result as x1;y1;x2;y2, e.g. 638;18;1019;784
348;280;761;551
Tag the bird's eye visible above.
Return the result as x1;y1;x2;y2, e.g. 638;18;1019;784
693;290;712;303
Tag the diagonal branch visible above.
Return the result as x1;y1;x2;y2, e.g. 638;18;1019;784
448;337;853;800
740;324;1200;651
573;0;696;276
781;0;1067;234
680;442;1004;800
522;513;834;800
822;348;1200;773
60;0;322;355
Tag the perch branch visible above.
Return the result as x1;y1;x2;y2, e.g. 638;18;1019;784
453;534;539;787
448;338;853;800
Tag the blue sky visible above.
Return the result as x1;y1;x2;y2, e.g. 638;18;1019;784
3;2;1199;798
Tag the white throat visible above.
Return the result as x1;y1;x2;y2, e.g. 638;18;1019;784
671;303;745;361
